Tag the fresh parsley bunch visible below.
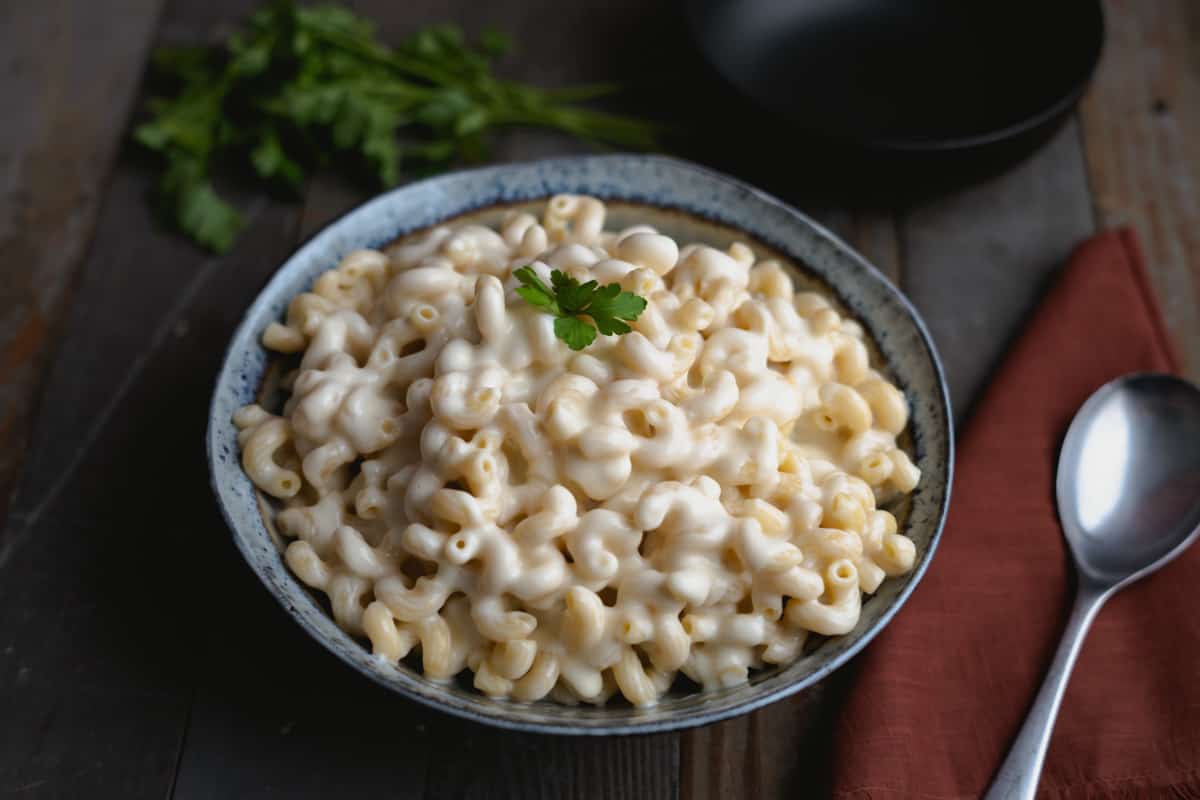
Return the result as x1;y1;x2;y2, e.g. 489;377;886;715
514;266;648;350
134;1;659;253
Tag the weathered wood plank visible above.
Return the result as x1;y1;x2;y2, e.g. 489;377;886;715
901;119;1096;422
0;179;300;800
0;1;308;796
0;0;165;521
169;561;434;800
680;677;851;800
422;722;679;800
2;170;242;534
1079;0;1200;378
812;209;903;286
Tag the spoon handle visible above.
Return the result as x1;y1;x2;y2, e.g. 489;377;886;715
984;584;1110;800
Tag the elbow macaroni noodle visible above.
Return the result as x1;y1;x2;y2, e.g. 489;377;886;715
236;197;920;706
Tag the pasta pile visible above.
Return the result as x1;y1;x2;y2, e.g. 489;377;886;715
236;196;920;706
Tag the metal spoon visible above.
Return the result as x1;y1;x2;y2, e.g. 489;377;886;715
985;373;1200;800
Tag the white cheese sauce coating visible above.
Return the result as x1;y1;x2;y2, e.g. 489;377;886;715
236;196;920;706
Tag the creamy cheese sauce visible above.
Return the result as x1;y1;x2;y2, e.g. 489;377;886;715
235;196;920;706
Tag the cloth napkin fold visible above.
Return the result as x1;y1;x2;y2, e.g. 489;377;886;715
831;229;1198;799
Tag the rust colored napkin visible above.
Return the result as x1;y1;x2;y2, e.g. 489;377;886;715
831;229;1198;799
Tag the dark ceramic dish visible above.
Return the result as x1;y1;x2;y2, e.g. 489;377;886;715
208;155;953;734
685;0;1104;154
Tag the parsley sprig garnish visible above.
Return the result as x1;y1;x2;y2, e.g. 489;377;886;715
134;1;659;253
514;267;648;350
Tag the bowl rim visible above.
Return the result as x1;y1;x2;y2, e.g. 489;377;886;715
207;153;954;735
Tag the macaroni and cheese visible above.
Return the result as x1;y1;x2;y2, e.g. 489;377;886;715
236;196;920;706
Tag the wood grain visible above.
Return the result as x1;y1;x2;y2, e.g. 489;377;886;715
422;723;678;800
813;209;904;285
0;0;165;520
901;120;1096;422
680;677;852;800
1079;0;1200;378
0;162;301;800
0;0;306;796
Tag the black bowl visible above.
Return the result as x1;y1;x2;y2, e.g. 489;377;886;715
684;0;1104;156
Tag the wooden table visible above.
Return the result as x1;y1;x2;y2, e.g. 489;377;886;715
2;1;1196;797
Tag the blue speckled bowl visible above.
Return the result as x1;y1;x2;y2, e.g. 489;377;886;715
208;155;952;735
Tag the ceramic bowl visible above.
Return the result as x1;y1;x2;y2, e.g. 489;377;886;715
207;154;953;734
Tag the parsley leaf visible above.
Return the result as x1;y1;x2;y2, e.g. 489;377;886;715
176;180;244;253
133;1;660;253
556;279;598;314
513;266;561;315
514;267;647;350
250;129;305;189
160;155;245;253
588;284;646;328
554;317;598;350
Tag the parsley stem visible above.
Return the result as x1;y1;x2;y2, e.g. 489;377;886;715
490;104;661;151
301;23;470;90
136;2;659;253
299;18;657;150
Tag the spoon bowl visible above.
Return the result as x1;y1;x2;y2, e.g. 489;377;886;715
987;373;1200;800
1057;373;1200;587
